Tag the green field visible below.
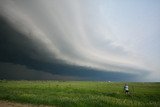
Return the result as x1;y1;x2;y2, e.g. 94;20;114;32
0;81;160;107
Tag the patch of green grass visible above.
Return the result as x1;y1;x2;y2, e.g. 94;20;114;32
0;81;159;107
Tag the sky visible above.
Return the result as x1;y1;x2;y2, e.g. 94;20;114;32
0;0;160;81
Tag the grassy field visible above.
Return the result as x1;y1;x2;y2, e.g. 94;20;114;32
0;81;159;107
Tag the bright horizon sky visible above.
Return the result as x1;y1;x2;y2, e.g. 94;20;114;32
102;0;160;80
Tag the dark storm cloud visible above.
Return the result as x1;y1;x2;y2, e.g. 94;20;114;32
0;16;59;63
0;0;145;72
0;17;146;81
0;62;84;80
0;0;152;81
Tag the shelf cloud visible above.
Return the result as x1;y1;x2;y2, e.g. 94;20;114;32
0;0;159;81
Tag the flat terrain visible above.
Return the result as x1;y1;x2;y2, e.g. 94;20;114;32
0;81;160;107
0;100;52;107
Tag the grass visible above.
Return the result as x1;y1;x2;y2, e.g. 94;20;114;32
0;80;160;107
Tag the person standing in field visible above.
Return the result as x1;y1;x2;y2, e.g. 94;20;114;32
124;84;129;94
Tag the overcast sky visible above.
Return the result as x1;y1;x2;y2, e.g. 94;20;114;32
0;0;160;81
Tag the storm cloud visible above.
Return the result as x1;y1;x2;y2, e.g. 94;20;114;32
0;0;159;81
